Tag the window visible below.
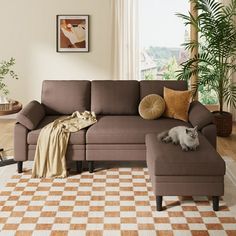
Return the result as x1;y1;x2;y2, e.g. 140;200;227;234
139;0;189;81
139;0;218;105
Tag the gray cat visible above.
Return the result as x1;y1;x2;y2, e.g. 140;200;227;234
157;126;199;151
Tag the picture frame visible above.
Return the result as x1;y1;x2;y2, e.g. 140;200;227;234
56;15;89;52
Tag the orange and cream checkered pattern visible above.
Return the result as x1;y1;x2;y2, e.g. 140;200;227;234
0;167;236;236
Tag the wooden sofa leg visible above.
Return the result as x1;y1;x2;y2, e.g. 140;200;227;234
17;161;23;173
213;196;219;211
76;161;82;174
156;196;163;211
88;161;94;173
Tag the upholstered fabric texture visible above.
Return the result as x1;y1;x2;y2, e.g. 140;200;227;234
41;80;91;115
189;101;214;129
14;123;28;161
201;124;217;148
16;100;45;130
140;80;188;99
91;80;140;115
163;87;192;122
146;133;225;176
138;94;165;120
86;116;190;144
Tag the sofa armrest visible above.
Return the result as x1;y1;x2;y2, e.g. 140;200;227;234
14;123;28;161
201;124;217;148
188;101;213;130
17;100;45;130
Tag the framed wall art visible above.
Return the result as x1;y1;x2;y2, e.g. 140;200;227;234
57;15;89;52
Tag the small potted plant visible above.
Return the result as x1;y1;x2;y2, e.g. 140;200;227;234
0;58;18;104
177;0;236;137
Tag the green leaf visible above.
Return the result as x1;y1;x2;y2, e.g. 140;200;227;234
0;57;18;95
177;0;236;111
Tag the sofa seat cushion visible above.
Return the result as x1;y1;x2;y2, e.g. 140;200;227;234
86;116;190;144
146;133;225;176
27;116;86;145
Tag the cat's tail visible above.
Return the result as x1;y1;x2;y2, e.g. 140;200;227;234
157;130;169;141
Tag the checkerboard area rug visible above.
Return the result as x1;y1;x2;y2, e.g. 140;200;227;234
0;167;236;236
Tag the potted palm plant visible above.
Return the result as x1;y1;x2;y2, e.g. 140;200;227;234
177;0;236;136
0;58;18;103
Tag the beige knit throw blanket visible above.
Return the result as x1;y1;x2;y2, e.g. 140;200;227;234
32;111;97;178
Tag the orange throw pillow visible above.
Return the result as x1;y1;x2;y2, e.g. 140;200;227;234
163;87;192;122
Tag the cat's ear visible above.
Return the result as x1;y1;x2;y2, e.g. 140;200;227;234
186;128;189;134
194;126;198;131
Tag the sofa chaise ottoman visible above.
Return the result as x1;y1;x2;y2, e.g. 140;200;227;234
146;133;225;211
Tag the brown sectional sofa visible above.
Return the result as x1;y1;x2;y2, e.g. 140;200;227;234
15;80;217;173
14;80;225;211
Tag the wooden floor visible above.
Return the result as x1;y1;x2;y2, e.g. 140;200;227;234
217;124;236;160
0;119;236;160
0;119;15;156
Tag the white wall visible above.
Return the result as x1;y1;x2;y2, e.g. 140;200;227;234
0;0;112;104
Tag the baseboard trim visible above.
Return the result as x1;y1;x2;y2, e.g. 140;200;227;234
0;114;17;119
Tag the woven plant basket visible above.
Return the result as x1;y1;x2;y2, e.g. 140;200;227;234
212;111;232;137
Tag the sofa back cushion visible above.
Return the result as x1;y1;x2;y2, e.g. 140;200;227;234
140;80;188;99
41;80;91;115
91;80;140;115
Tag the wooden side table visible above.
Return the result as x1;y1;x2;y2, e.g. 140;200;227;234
0;101;22;167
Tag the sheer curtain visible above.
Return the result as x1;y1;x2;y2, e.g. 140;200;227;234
111;0;139;80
